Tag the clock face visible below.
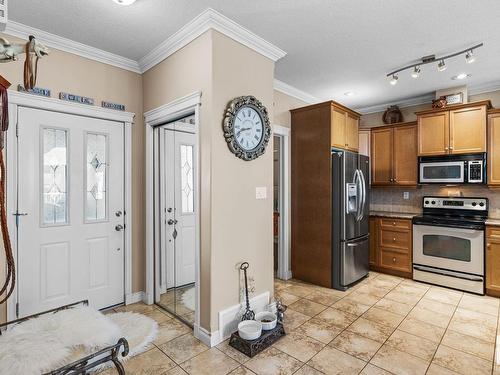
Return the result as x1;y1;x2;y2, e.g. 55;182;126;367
233;106;264;151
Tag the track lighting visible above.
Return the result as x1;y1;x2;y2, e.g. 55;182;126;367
386;43;483;84
112;0;136;5
437;60;447;72
411;66;421;78
466;50;475;64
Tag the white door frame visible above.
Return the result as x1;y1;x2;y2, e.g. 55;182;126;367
274;125;292;280
144;92;201;330
6;91;135;321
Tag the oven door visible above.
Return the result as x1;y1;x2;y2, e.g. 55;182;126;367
413;224;484;275
419;161;464;184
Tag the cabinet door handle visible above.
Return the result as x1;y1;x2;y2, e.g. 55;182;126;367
393;238;396;241
392;257;396;263
449;146;454;150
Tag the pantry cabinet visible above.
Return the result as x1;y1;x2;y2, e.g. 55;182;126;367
331;105;360;151
416;101;490;156
371;122;417;186
486;226;500;297
488;110;500;186
358;129;370;157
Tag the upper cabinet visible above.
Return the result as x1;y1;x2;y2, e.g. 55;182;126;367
330;103;360;152
488;110;500;186
371;122;418;186
416;101;490;156
358;129;370;157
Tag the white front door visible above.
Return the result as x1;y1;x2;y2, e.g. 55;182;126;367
16;107;125;317
161;128;196;289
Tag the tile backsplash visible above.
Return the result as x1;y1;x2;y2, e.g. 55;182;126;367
371;185;500;219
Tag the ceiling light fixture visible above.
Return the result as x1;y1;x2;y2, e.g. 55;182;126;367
386;43;483;84
411;66;421;78
437;59;447;72
452;73;470;80
344;91;355;96
112;0;136;5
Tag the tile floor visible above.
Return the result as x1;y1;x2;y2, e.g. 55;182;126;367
158;284;196;325
101;273;500;374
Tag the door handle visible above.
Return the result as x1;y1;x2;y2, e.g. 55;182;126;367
167;219;178;225
115;224;124;231
115;210;123;217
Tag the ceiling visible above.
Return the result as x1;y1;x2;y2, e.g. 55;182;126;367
8;0;500;110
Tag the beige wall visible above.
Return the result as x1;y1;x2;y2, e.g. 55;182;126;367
273;90;308;127
0;34;144;323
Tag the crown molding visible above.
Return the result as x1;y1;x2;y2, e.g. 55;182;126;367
355;93;435;115
139;8;286;73
4;20;142;73
469;80;500;96
273;79;320;104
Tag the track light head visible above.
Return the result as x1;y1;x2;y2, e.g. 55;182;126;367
437;60;447;72
389;74;398;85
411;66;421;79
466;50;476;64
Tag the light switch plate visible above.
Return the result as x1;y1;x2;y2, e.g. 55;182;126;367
403;192;410;200
255;187;267;200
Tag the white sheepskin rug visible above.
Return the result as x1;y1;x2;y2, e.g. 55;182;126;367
0;306;158;375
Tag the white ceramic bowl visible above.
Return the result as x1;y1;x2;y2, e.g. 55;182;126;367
238;320;262;340
255;312;277;330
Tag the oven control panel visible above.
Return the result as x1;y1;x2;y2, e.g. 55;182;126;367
423;197;488;211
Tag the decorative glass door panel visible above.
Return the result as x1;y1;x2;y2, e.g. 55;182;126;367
85;133;108;222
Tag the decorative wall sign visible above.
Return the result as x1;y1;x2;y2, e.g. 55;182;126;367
101;101;125;111
59;92;94;105
18;84;51;97
445;93;464;105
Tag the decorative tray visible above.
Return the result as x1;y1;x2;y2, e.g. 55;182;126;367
228;323;286;358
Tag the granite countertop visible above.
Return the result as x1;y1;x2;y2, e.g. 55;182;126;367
486;218;500;227
369;211;419;219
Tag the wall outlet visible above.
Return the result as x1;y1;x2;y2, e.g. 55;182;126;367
403;191;410;200
255;187;267;200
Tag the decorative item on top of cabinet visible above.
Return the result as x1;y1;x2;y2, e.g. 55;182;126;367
488;109;500;186
416;100;491;156
431;96;447;109
371;122;417;186
486;226;500;297
382;105;403;124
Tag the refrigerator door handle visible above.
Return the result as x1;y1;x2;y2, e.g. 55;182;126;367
359;169;367;221
355;169;363;221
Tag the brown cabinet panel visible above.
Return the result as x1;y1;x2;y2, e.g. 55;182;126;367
371;128;393;185
379;229;411;250
449;106;486;154
358;130;370;157
345;113;359;151
380;249;411;273
486;226;500;296
369;218;377;266
488;114;500;186
418;112;449;156
379;218;411;230
393;124;418;185
331;107;346;149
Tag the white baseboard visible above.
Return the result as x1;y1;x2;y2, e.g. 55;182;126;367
125;291;146;305
285;270;293;280
194;324;221;347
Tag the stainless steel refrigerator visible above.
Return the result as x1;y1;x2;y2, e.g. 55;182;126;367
332;149;370;290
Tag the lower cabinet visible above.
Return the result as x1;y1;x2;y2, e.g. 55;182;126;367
486;226;500;296
369;217;413;278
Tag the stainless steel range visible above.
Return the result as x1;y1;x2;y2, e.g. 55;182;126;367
412;196;488;295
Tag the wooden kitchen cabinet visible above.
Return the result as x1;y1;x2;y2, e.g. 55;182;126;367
488;110;500;185
345;113;359;151
371;122;417;186
331;104;360;151
370;217;413;278
358;129;370;157
417;100;490;156
486;226;500;297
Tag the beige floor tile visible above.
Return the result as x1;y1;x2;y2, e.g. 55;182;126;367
159;333;209;363
398;279;430;291
284;284;315;298
433;345;492;375
426;363;461;375
245;347;303;375
165;367;189;375
294;317;343;344
273;332;325;362
362;307;404;328
288;299;328;317
307;346;366;375
355;284;391;298
448;308;497;343
344;292;382;306
415;298;456;316
122;347;177;374
360;363;392;375
367;276;401;289
385;329;438;361
374;298;413;316
311;286;353;299
228;366;256;374
459;293;499;316
370;344;429;375
398;316;445;343
305;291;341;306
180;348;240;375
394;283;428;297
154;319;192;345
283;308;311;331
274;291;301;306
144;308;173;323
406;306;452;328
293;365;324;375
332;298;371;316
424;287;463;306
315;307;357;329
329;331;382;361
441;330;494;361
384;289;421;305
115;302;158;314
346;317;394;343
216;339;250;364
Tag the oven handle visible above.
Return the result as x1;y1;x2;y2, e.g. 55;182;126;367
413;264;484;282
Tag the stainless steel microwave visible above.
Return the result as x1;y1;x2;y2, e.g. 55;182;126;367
418;153;486;184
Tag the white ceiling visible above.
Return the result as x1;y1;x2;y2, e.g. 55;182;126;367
8;0;500;110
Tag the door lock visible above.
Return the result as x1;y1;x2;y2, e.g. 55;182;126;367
115;224;124;231
115;211;123;217
167;219;178;225
167;207;173;213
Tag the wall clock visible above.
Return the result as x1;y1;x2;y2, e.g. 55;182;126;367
222;95;271;161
